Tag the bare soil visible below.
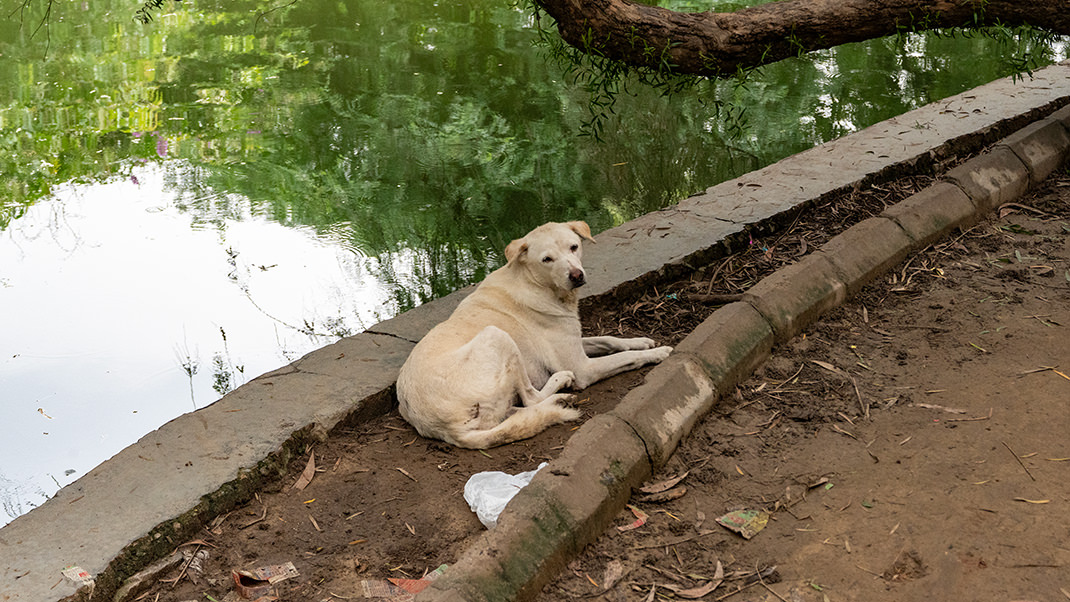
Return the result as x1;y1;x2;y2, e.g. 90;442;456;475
141;166;1070;602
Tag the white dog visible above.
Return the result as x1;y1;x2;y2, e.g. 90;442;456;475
396;221;672;449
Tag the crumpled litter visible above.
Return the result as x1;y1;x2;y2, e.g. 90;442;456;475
716;509;769;539
463;462;547;528
61;565;95;597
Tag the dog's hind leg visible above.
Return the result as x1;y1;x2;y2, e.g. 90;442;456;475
450;396;581;449
468;326;574;407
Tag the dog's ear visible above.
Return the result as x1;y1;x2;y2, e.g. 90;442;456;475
566;220;595;243
504;238;528;264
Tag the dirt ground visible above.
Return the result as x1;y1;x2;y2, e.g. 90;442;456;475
139;164;1070;602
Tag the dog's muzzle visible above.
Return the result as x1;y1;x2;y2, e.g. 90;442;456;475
569;268;586;288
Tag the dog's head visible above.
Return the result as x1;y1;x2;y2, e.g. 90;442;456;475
505;221;595;293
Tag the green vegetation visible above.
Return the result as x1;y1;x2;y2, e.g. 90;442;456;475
2;0;1066;309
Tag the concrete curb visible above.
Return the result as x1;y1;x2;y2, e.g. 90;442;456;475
414;106;1070;602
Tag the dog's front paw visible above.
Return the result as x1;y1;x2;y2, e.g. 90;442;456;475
650;345;673;362
632;337;657;350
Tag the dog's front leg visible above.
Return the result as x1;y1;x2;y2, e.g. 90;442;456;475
582;336;658;357
570;346;672;389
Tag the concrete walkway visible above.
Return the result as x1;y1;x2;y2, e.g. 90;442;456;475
2;60;1069;602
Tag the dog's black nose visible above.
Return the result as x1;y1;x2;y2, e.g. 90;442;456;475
569;269;586;287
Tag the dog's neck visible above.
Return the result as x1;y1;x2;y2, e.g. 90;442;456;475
483;264;578;318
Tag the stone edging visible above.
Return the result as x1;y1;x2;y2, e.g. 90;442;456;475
414;106;1070;602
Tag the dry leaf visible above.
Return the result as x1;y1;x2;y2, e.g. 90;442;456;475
638;486;688;504
601;560;625;591
811;360;842;375
673;561;724;599
808;476;830;489
639;471;690;494
292;451;316;491
617;505;649;532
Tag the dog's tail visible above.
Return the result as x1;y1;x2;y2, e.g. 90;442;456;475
449;396;581;449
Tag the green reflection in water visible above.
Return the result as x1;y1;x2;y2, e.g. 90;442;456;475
1;0;1067;310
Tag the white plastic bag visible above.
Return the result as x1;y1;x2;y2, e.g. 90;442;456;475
463;462;547;528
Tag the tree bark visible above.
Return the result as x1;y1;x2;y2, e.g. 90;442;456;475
533;0;1070;78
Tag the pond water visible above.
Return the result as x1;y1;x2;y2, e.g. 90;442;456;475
0;0;1066;525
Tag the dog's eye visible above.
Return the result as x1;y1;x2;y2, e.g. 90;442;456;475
570;244;579;252
542;256;553;263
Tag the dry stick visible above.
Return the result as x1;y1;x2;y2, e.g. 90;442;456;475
896;324;952;332
632;529;719;551
704;256;735;294
240;504;268;530
1001;440;1037;481
688;293;745;305
946;408;994;423
755;564;789;602
856;564;883;578
714;581;759;601
849;374;869;420
166;543;201;588
1018;366;1055;377
772;363;806;392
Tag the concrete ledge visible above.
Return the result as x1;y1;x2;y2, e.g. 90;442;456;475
742;254;847;343
1050;104;1070;130
943;146;1031;213
995;117;1070;184
418;414;649;602
609;356;718;471
612;302;773;470
882;182;979;247
818;217;916;297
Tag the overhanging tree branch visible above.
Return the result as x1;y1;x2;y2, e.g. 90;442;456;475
532;0;1070;78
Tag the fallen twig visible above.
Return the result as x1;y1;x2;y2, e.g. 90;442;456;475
755;564;788;602
1001;440;1036;481
713;581;759;601
631;529;719;551
686;293;745;305
946;408;993;423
